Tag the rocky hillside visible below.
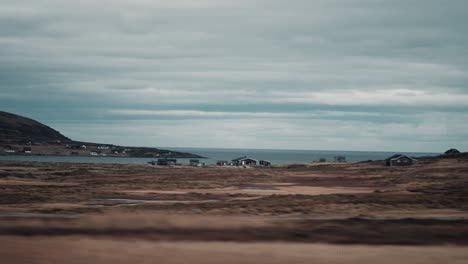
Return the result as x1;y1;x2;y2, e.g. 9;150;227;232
0;111;203;158
0;111;70;144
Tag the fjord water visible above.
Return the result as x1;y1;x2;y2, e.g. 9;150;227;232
0;147;439;165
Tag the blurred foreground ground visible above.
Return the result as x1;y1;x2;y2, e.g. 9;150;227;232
1;155;467;263
2;238;468;264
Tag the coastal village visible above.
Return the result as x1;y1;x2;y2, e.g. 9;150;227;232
1;112;463;168
148;156;273;167
1;139;463;169
0;142;202;159
147;149;463;168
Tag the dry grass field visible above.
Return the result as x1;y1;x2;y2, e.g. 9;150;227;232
0;155;467;263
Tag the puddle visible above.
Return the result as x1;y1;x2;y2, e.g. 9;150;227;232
124;186;375;196
87;198;146;207
272;216;466;222
0;212;78;219
88;203;142;208
146;199;220;204
241;186;277;191
96;198;146;203
87;198;222;207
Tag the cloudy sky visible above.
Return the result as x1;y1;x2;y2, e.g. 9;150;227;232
1;0;467;152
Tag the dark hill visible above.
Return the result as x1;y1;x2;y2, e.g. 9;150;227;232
0;111;203;159
0;111;70;144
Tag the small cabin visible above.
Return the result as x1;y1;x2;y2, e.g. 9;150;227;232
216;160;229;166
157;158;177;166
231;156;258;166
259;160;272;167
97;145;110;150
189;159;200;166
334;156;346;162
386;154;416;167
23;147;32;153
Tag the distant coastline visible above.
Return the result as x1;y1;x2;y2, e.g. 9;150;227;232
0;148;441;165
0;111;204;159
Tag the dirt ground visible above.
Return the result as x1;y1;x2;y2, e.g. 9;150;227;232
0;156;467;263
2;238;468;264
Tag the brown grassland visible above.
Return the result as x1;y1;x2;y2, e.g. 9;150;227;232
0;155;467;263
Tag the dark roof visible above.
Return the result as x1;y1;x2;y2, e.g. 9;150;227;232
232;156;258;162
386;154;417;161
232;156;247;161
158;158;177;162
387;154;403;160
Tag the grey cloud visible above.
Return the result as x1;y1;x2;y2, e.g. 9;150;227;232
0;0;467;151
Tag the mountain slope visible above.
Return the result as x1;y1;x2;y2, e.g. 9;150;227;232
0;111;203;158
0;111;70;144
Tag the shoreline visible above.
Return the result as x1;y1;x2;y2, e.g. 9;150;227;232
0;153;207;159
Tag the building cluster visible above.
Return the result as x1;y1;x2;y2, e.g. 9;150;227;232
149;156;272;167
64;144;131;156
148;158;205;167
1;144;464;169
0;145;32;154
216;156;272;167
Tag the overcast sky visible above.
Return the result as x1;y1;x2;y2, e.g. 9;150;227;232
1;0;467;152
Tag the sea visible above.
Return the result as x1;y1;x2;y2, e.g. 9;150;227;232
0;147;440;165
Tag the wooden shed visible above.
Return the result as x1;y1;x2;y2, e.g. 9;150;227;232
190;159;200;166
231;156;258;166
216;160;229;166
385;154;416;167
157;158;177;166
